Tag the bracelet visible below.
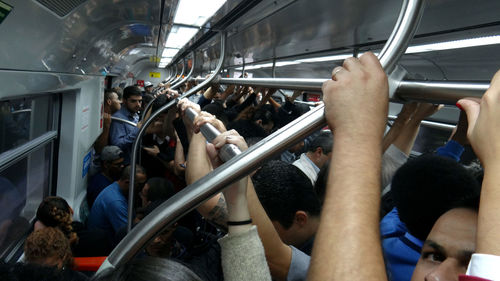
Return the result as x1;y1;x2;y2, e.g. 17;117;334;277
227;219;252;226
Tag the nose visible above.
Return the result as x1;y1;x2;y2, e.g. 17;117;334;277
424;259;461;281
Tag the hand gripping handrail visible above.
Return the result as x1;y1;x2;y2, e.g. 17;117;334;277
99;0;424;272
171;52;196;90
141;52;197;122
124;31;226;233
170;59;185;86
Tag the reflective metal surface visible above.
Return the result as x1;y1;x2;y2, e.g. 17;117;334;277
105;0;422;269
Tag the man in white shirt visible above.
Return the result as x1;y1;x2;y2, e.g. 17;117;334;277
292;131;333;184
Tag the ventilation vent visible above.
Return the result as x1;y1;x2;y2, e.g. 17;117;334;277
35;0;87;17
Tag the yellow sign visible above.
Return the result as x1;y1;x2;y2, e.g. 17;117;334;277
149;72;161;78
149;56;161;63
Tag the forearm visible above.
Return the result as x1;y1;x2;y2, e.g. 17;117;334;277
94;125;110;154
382;116;409;152
476;162;500;255
185;133;211;185
392;118;420;155
247;179;292;281
308;136;386;281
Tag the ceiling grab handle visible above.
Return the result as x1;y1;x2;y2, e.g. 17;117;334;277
101;0;423;272
170;59;185;85
123;31;226;236
171;51;196;90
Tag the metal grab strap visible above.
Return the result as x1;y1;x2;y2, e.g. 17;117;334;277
171;52;195;90
170;59;185;85
110;116;137;127
125;31;226;234
103;0;425;271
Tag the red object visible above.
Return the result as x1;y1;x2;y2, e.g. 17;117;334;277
308;94;320;102
73;256;107;272
459;275;492;281
456;102;463;111
137;80;144;87
100;104;103;129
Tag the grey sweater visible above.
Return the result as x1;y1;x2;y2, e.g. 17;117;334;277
218;226;272;281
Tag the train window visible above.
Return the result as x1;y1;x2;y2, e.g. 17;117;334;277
0;94;59;261
0;95;57;155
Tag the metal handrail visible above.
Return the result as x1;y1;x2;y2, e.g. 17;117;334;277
170;59;185;85
125;31;226;233
192;77;487;105
167;64;178;84
171;52;195;90
164;67;172;83
387;115;456;131
100;0;425;272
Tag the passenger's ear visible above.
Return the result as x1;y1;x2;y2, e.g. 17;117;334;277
295;211;308;227
315;147;323;156
256;119;263;125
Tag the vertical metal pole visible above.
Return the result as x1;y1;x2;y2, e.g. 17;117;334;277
126;32;226;233
104;0;425;271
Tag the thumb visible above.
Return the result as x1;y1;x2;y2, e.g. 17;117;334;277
457;98;480;134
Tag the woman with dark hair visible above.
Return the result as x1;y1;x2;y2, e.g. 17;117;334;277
35;196;78;246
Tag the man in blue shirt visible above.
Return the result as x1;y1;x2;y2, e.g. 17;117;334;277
110;86;142;163
87;165;147;239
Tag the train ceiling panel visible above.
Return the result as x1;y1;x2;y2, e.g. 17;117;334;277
35;0;87;17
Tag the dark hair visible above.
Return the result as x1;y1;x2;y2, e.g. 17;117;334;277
142;94;154;108
252;160;321;228
146;178;175;202
93;257;202;281
36;197;78;245
104;90;117;103
251;108;274;126
391;155;481;241
314;160;330;204
112;87;123;100
202;101;229;127
151;94;168;112
307;131;333;154
227;119;267;139
123;86;142;100
120;165;145;180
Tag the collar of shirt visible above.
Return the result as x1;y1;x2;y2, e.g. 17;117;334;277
303;153;320;174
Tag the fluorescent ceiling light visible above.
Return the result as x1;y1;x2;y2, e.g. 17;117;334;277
297;54;352;63
165;26;199;49
406;35;500;54
174;0;226;26
162;48;179;57
158;64;167;68
160;58;172;64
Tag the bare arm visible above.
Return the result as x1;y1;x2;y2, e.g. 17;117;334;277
458;69;500;255
94;112;111;153
308;53;389;281
382;103;416;152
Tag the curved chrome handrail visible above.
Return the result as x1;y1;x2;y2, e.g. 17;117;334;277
100;0;425;272
171;51;196;90
123;31;226;235
170;59;185;85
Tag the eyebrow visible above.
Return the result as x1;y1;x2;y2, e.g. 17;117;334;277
425;240;447;256
425;239;475;265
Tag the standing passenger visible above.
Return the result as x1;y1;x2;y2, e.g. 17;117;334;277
109;86;142;163
292;131;333;185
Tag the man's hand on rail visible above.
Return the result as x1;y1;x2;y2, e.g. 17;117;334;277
322;52;388;140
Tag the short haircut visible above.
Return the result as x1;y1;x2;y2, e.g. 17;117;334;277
104;90;117;102
313;160;330;205
307;131;333;154
146;178;175;202
391;155;481;241
121;165;146;181
252;160;321;228
112;87;123;100
251;108;274;126
123;86;142;100
151;94;168;112
227;119;267;139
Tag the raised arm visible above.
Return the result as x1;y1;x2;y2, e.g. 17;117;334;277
458;69;500;257
308;53;389;281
